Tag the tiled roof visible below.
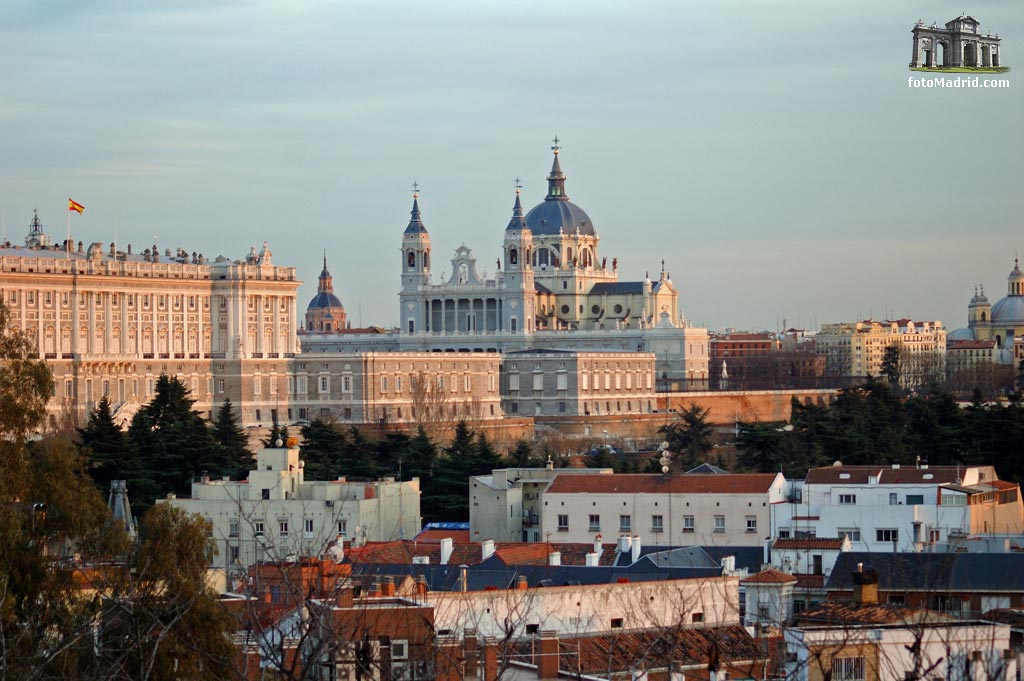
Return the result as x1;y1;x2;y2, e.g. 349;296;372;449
797;602;951;626
948;339;997;350
542;625;767;676
981;609;1024;627
774;538;845;550
826;552;1024;593
805;466;975;485
741;568;797;584
346;540;620;567
546;473;780;495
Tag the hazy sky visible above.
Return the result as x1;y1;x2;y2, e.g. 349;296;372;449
1;0;1021;332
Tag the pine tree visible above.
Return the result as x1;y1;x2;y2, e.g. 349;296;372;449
128;375;222;508
78;396;139;493
300;419;348;481
212;399;253;478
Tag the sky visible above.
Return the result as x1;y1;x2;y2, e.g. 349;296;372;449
1;0;1021;332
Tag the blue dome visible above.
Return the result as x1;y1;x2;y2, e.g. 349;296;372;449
524;199;595;236
308;292;344;311
948;327;976;341
991;296;1024;324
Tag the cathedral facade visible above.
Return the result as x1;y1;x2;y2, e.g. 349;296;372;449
305;146;709;388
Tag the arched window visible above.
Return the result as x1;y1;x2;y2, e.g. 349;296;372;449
407;251;416;268
423;252;429;269
509;248;518;265
981;312;987;321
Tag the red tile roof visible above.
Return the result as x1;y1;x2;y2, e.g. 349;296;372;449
344;540;619;567
774;538;845;551
546;473;780;495
797;602;952;626
741;569;797;584
806;466;977;486
513;625;767;676
948;339;997;350
794;574;825;589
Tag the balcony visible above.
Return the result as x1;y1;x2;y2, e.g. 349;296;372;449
522;512;538;528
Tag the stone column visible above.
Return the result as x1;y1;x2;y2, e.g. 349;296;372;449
54;299;61;358
273;296;281;356
104;291;112;355
87;291;96;356
197;296;205;358
441;299;447;333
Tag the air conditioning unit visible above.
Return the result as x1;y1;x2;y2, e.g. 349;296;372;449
325;500;334;507
391;640;408;661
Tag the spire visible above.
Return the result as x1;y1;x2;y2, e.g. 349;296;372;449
506;180;528;231
318;252;334;294
545;136;568;201
404;186;428;234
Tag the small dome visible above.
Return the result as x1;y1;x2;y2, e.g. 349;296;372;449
307;292;344;311
947;327;976;341
991;296;1024;324
525;200;595;236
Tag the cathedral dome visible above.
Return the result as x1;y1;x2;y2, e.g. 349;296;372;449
991;296;1024;324
307;290;344;311
524;200;595;236
991;259;1024;324
524;147;597;237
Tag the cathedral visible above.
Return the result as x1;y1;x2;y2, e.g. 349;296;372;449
304;144;709;388
949;258;1024;363
398;145;681;337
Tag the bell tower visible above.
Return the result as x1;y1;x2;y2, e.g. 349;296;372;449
502;186;534;334
401;189;431;291
400;188;431;334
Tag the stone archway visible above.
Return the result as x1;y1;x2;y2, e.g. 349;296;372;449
936;41;948;67
963;42;977;67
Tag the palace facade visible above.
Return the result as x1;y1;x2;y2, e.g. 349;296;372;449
0;212;300;428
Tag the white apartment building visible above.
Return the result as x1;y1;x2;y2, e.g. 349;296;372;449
469;465;613;543
774;464;1024;552
164;446;420;575
0;213;300;427
816;319;946;385
539;473;788;546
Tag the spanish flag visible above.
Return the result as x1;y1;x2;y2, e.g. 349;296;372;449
68;198;85;214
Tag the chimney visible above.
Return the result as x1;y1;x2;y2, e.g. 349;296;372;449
382;576;396;597
631;535;641;564
440;537;454;565
481;539;495;562
337;587;354;608
721;555;735;573
852;568;879;605
617;535;632;554
516;575;529;590
892;463;900;470
594;534;603;555
461;565;469;593
415;575;428;598
585;552;600;567
537;631;559;680
464;629;479;679
548;551;561;566
764;537;772;566
483;637;499;681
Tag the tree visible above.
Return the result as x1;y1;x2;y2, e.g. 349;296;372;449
78;396;132;490
735;421;787;473
507;439;539;467
299;418;349;481
211;398;254;478
128;375;222;512
262;422;291;449
881;343;902;386
658;403;715;470
0;301;52;444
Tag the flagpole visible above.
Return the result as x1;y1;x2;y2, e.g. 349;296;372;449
66;200;71;258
